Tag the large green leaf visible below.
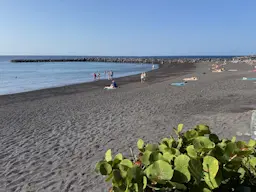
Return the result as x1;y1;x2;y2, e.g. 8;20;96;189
120;159;133;168
189;158;203;184
145;160;174;181
195;124;210;136
127;165;143;181
249;157;256;168
141;151;152;166
113;153;123;167
177;138;183;150
177;124;184;133
161;138;174;148
105;149;112;162
193;136;215;152
149;151;164;162
223;142;237;161
248;139;256;147
163;152;175;163
184;129;198;142
145;144;159;151
99;162;112;175
143;176;147;189
137;139;144;151
203;156;219;178
113;169;123;186
186;145;197;159
203;156;221;189
173;154;191;183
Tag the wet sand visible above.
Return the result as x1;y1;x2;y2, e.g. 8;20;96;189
0;61;256;192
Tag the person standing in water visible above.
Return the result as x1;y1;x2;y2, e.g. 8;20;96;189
97;72;100;80
93;73;97;80
110;70;113;80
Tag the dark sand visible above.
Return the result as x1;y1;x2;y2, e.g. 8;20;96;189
0;61;256;192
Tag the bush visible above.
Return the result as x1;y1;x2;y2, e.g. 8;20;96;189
95;124;256;192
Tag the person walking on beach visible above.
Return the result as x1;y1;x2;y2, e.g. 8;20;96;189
141;72;147;83
141;73;145;83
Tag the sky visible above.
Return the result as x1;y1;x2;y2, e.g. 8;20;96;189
0;0;255;56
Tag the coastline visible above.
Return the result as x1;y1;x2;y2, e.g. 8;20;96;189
0;62;195;105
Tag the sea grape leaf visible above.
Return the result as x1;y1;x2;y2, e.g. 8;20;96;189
145;144;159;151
195;124;210;135
141;151;152;166
184;129;198;142
193;136;215;152
120;159;133;168
161;138;174;148
137;139;144;151
203;156;221;189
145;160;174;181
189;158;203;184
173;154;191;183
99;162;112;175
163;152;175;163
105;149;112;162
186;145;197;159
177;124;184;133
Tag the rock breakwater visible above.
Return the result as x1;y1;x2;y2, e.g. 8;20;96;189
10;57;237;64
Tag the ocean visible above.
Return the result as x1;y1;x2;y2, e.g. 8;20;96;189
0;55;237;95
0;56;157;95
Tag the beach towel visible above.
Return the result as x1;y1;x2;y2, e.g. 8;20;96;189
183;77;198;81
242;77;256;81
171;82;186;86
252;70;256;72
104;87;117;90
228;69;238;72
212;70;222;73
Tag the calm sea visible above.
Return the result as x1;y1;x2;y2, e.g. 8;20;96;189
0;56;159;95
0;55;236;95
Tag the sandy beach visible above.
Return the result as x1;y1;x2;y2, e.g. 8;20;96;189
0;61;256;192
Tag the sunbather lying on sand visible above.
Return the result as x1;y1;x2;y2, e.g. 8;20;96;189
212;68;225;72
104;80;118;89
183;77;198;81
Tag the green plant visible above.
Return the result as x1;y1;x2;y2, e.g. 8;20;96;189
95;124;256;191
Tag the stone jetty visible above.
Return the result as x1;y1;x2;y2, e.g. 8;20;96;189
10;57;239;64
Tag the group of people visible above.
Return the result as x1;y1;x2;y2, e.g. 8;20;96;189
93;72;100;80
93;70;114;81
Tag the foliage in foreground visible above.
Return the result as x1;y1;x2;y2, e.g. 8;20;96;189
95;124;256;191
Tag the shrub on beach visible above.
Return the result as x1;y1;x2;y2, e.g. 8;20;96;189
95;124;256;192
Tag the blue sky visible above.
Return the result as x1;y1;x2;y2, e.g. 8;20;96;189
0;0;255;56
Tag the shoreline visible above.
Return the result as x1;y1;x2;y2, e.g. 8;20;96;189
0;62;195;105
